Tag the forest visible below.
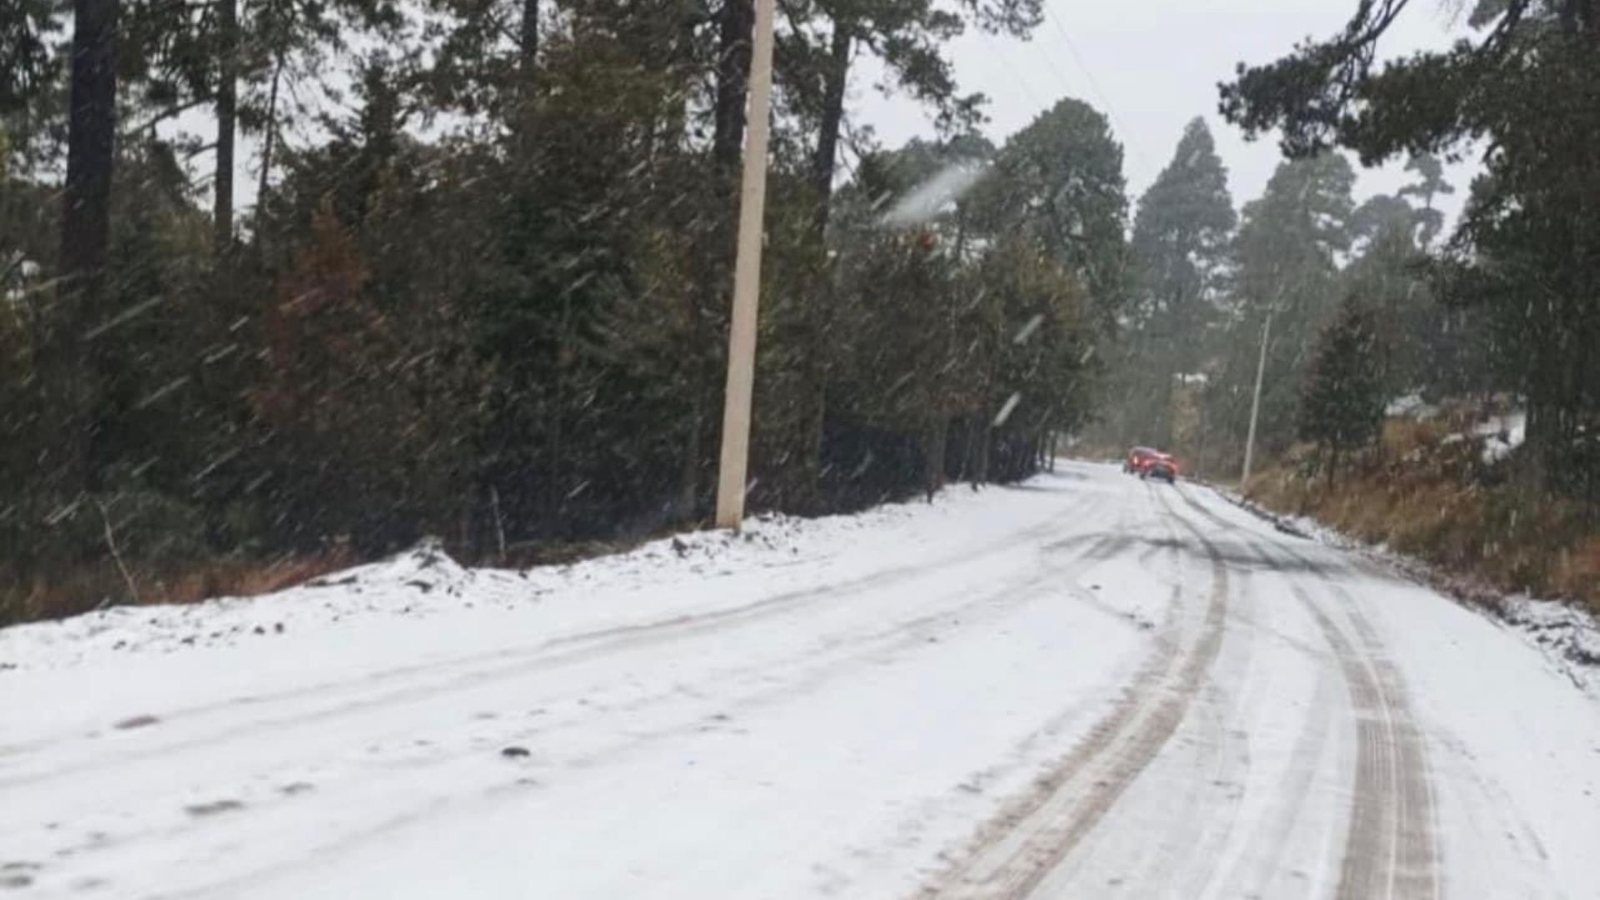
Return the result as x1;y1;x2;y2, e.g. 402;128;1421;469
1097;0;1600;610
1;0;1126;623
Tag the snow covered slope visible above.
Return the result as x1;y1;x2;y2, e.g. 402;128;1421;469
3;462;1598;898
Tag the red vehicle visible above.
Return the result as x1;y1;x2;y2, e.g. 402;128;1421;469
1124;446;1179;483
1123;446;1157;473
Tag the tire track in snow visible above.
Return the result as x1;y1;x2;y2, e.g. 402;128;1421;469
6;505;1144;894
1037;485;1261;898
156;527;1156;900
917;487;1230;899
4;526;1113;802
33;534;1125;900
1296;588;1439;900
1174;483;1440;899
0;501;1116;792
1189;534;1345;900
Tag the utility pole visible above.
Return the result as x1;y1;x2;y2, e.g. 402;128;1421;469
1241;309;1272;487
714;0;777;530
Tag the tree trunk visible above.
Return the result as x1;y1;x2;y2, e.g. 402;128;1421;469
923;417;947;500
1161;359;1178;448
516;0;539;149
809;20;851;242
951;416;969;483
54;0;119;494
974;422;990;484
795;23;851;502
61;0;117;303
679;390;703;522
213;0;238;253
712;0;754;179
545;289;571;528
803;379;826;510
520;0;539;85
255;46;285;248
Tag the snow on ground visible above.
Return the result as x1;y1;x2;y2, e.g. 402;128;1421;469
1381;393;1525;464
1190;490;1600;897
1498;594;1600;691
1386;391;1440;419
3;462;1600;899
0;470;1152;897
0;490;1065;672
1214;483;1600;700
1475;410;1528;465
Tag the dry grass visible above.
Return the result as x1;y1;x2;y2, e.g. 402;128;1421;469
1;528;677;628
1244;420;1600;616
145;553;357;604
1382;417;1450;458
1553;537;1600;600
502;537;645;568
1;550;357;628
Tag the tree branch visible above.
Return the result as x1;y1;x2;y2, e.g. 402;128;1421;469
96;499;140;606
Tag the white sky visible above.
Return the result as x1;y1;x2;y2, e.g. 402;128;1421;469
851;0;1477;225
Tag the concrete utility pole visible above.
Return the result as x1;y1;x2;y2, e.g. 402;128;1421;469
1241;309;1273;487
713;0;777;530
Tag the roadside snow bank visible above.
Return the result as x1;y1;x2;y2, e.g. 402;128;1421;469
0;483;1072;673
1211;485;1600;698
0;539;491;669
1498;595;1600;678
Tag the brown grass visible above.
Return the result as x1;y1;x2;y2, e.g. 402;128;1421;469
1552;537;1600;600
1244;421;1600;616
2;550;357;628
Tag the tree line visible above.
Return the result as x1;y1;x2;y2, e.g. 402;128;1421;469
1101;0;1597;498
1093;114;1472;485
0;0;1126;622
1217;0;1600;507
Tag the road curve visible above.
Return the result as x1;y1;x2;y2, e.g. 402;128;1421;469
3;462;1598;899
919;471;1590;900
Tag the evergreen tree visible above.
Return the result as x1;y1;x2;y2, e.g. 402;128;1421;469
972;97;1128;332
0;0;56;118
1204;154;1354;466
1114;117;1235;448
1299;297;1384;487
0;0;1124;623
1220;0;1600;502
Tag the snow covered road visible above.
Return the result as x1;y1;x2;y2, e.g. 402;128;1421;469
4;461;1600;898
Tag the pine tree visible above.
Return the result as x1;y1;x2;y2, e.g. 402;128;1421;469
1299;298;1383;487
1220;0;1600;502
0;0;1129;622
1205;154;1354;465
1117;117;1235;448
971;97;1128;331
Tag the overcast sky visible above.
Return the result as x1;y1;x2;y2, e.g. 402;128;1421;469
852;0;1477;225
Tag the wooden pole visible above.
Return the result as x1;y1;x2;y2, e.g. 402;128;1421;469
713;0;776;530
1242;310;1272;487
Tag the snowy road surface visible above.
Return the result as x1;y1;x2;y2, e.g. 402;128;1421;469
4;461;1600;898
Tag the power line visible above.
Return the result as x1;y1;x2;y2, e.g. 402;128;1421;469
973;29;1055;116
1020;38;1083;113
1041;3;1157;176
